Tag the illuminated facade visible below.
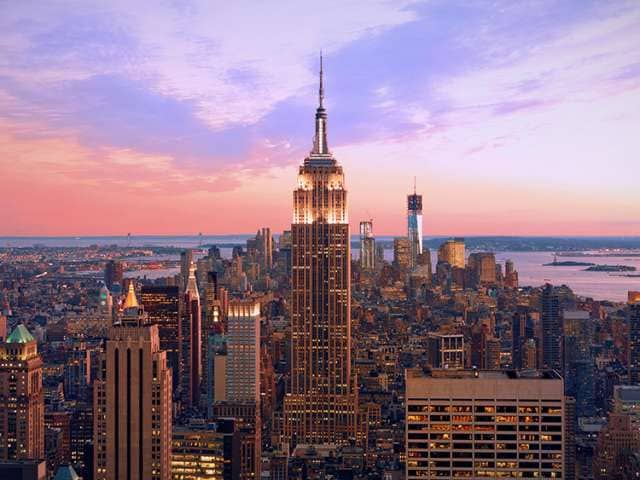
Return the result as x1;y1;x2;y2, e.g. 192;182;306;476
359;220;375;270
226;299;260;403
393;237;411;271
284;55;358;446
437;238;465;269
0;325;44;462
407;189;423;268
94;322;172;480
406;369;564;479
140;285;181;393
171;426;225;480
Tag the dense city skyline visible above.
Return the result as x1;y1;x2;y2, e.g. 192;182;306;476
1;1;639;236
2;6;640;477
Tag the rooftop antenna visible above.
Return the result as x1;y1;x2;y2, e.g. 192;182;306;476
319;50;324;109
413;176;417;195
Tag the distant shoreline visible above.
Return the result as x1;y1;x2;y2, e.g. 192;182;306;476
3;235;640;253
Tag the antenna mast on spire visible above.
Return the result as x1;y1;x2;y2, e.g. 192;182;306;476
311;51;329;155
319;51;324;109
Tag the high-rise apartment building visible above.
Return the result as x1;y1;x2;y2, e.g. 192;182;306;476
437;238;465;269
180;250;193;292
359;220;375;270
467;252;497;287
140;285;181;393
541;284;562;371
93;321;172;480
104;260;123;292
63;344;91;400
563;310;595;417
283;55;358;446
256;227;273;271
181;263;202;409
628;296;640;384
202;272;225;407
226;299;260;403
407;187;423;268
406;369;564;479
206;334;227;412
393;237;411;271
0;325;44;462
504;259;519;288
511;307;529;370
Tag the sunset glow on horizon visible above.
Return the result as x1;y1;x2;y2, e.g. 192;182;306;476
1;1;639;236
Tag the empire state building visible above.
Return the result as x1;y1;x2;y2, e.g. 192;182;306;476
283;56;358;446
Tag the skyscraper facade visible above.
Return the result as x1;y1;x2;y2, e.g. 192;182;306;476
283;56;357;446
563;310;595;417
437;238;465;269
226;299;260;403
104;260;123;292
359;220;375;270
171;424;232;480
0;325;44;462
541;284;562;371
180;250;193;292
406;369;565;479
467;252;497;287
181;263;202;409
93;322;172;480
257;227;273;271
393;237;411;271
140;285;181;393
407;188;423;268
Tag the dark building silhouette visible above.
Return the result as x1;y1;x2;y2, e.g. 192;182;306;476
140;285;181;393
628;299;640;384
104;260;123;291
542;283;562;371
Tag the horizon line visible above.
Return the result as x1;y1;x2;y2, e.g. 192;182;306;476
2;233;640;239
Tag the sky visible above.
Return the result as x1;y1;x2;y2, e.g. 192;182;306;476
1;0;639;236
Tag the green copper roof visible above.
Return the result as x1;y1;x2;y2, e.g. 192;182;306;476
6;324;35;343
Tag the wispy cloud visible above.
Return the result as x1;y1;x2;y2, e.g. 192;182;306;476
0;0;638;235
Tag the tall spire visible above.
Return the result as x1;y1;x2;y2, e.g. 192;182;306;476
312;52;329;155
123;281;139;309
319;51;324;109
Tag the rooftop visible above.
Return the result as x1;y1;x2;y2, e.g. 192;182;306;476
6;324;35;344
614;385;640;402
53;465;80;480
407;368;562;381
563;310;591;320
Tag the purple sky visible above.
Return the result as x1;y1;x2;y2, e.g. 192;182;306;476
0;1;639;235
